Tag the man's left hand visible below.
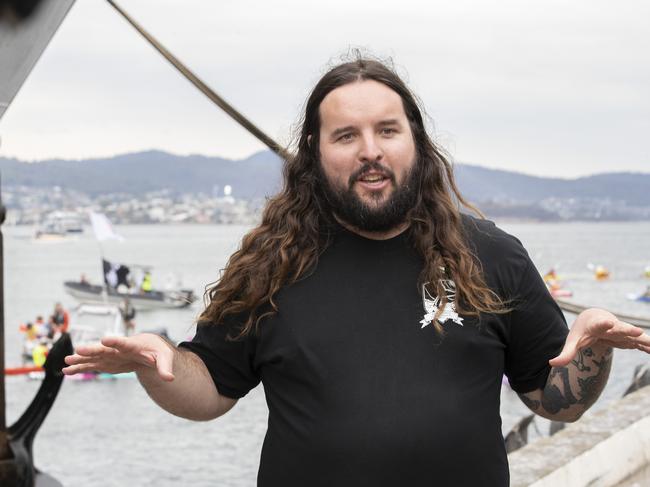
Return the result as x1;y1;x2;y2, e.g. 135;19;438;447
549;308;650;367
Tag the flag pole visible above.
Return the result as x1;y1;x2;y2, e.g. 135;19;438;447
89;212;123;312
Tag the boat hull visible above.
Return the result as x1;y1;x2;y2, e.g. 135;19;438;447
63;281;195;310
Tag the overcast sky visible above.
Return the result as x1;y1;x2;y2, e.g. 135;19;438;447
0;0;648;178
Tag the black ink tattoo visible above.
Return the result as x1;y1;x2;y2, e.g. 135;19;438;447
541;367;578;414
571;348;594;373
576;351;612;406
540;346;613;418
519;393;540;411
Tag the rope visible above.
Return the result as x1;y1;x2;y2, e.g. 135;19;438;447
106;0;292;162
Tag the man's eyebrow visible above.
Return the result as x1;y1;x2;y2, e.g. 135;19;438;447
329;119;402;139
329;125;356;139
377;119;401;127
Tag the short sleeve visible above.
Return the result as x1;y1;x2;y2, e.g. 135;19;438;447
178;315;261;399
505;258;569;393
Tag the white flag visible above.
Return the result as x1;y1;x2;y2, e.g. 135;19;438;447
89;212;124;241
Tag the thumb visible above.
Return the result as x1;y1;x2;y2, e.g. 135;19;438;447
549;339;578;367
154;347;175;382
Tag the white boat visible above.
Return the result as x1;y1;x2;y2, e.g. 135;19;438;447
18;304;134;381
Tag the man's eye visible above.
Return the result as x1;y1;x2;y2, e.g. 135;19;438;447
337;133;354;142
381;128;396;136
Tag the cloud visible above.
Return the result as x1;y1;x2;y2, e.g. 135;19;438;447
0;0;648;177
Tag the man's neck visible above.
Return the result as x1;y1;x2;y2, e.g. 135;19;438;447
334;216;409;241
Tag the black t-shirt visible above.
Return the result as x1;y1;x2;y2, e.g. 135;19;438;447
179;215;568;487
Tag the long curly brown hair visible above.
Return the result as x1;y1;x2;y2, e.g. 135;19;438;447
200;58;508;336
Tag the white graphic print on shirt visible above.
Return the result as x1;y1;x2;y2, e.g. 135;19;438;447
420;279;464;328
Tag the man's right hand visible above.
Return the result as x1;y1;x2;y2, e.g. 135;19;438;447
63;333;175;382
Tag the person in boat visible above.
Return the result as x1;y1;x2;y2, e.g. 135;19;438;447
20;322;38;364
20;322;38;341
32;339;49;368
79;273;90;286
140;271;153;293
34;314;49;339
63;58;650;486
51;302;69;334
543;267;557;283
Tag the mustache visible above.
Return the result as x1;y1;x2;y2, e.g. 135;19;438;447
347;162;396;189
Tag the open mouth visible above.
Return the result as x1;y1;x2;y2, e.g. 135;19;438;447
348;163;395;191
359;174;388;183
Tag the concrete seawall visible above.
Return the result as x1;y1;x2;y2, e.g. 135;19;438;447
509;386;650;487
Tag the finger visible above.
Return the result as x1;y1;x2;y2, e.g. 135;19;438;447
102;335;156;363
65;354;99;366
549;339;579;367
101;335;131;350
602;331;650;349
62;363;100;375
154;348;175;382
74;342;116;356
632;332;650;347
101;335;156;365
598;337;648;350
591;319;616;334
605;321;644;338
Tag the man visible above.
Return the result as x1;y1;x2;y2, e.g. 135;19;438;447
119;297;136;336
63;59;650;486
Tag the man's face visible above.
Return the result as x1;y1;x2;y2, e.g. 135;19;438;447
317;80;418;232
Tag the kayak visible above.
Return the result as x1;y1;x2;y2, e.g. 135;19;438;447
627;293;650;303
550;288;573;298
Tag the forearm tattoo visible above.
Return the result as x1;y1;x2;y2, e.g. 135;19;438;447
541;366;578;414
541;347;612;418
518;393;540;411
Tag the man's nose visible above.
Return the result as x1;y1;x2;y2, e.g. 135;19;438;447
357;133;383;163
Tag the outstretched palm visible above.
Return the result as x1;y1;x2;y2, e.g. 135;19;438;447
63;333;175;381
550;308;650;367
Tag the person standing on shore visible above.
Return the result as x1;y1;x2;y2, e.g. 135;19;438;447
63;58;650;486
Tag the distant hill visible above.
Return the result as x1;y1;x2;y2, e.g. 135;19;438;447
454;164;650;207
0;150;284;200
1;150;649;207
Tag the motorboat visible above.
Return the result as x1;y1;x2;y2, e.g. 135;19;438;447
63;279;195;310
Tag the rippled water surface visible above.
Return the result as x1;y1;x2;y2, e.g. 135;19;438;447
4;222;650;486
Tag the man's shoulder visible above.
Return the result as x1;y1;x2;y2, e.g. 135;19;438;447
459;213;529;264
460;213;520;246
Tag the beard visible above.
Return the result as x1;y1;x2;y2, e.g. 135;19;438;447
316;158;420;233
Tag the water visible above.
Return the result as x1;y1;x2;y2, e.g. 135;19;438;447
3;222;650;486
